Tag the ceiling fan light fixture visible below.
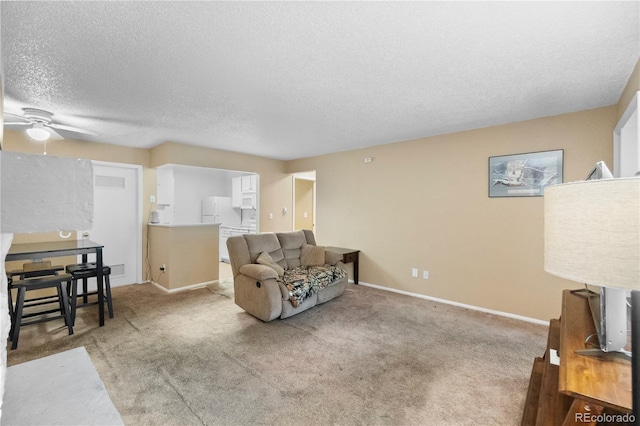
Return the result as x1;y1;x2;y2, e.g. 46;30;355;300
26;123;50;141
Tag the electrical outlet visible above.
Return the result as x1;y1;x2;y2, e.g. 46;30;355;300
423;270;429;279
411;268;418;278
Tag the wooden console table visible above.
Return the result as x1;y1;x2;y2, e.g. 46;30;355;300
522;290;632;425
325;247;360;284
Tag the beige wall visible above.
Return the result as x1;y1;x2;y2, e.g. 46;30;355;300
618;57;640;120
287;106;617;321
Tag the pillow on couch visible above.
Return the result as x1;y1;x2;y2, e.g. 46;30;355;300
301;244;325;266
257;251;285;277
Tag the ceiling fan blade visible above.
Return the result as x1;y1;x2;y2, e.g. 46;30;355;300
47;128;65;140
4;121;31;127
3;111;30;122
48;122;97;136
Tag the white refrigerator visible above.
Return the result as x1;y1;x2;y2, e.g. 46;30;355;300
201;196;241;225
202;196;241;262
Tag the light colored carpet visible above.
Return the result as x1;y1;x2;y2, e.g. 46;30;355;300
6;279;547;425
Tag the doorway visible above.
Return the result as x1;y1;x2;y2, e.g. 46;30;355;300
293;171;316;232
81;161;142;288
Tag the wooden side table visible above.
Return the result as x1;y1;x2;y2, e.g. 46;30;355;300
522;290;632;425
325;247;360;284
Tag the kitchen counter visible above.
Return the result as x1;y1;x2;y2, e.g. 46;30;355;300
220;225;256;231
148;223;219;291
148;223;220;228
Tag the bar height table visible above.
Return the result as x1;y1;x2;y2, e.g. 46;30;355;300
6;239;106;326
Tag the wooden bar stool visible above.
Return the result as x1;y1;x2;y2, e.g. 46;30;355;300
66;262;114;325
8;272;74;350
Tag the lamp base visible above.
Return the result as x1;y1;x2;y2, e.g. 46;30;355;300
575;348;631;361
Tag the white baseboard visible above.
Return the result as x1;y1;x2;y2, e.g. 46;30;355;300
150;280;218;294
145;277;547;325
356;281;549;326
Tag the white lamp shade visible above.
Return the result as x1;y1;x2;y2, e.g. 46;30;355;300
544;177;640;290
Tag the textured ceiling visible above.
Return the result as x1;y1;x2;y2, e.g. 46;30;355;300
2;1;639;161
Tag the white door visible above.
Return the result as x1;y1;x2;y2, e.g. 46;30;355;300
81;162;141;288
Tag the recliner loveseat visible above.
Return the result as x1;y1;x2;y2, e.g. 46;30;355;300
226;230;348;321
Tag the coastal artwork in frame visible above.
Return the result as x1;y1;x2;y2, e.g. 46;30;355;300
489;149;563;198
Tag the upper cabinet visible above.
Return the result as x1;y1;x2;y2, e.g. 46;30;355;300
156;166;175;206
232;177;241;208
241;174;257;193
232;174;258;209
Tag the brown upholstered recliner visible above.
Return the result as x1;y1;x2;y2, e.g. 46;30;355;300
226;230;348;321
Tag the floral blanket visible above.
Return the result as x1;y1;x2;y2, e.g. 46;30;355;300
278;265;347;307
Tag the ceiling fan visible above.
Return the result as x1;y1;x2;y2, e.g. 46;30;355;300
4;107;97;141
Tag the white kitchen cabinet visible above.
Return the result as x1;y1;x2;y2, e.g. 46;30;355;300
241;174;257;193
219;226;232;262
231;177;242;208
156;166;175;205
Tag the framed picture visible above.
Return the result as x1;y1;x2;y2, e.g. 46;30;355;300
488;149;563;198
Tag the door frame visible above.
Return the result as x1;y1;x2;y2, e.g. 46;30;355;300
91;160;144;284
613;91;639;177
292;171;316;232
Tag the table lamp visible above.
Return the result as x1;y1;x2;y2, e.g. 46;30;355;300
544;176;640;418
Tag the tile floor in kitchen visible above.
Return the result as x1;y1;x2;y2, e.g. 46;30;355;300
219;262;233;281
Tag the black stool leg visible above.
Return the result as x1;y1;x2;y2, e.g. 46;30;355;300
56;285;67;325
105;274;114;319
11;287;26;350
58;283;73;335
70;277;78;326
82;277;88;304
